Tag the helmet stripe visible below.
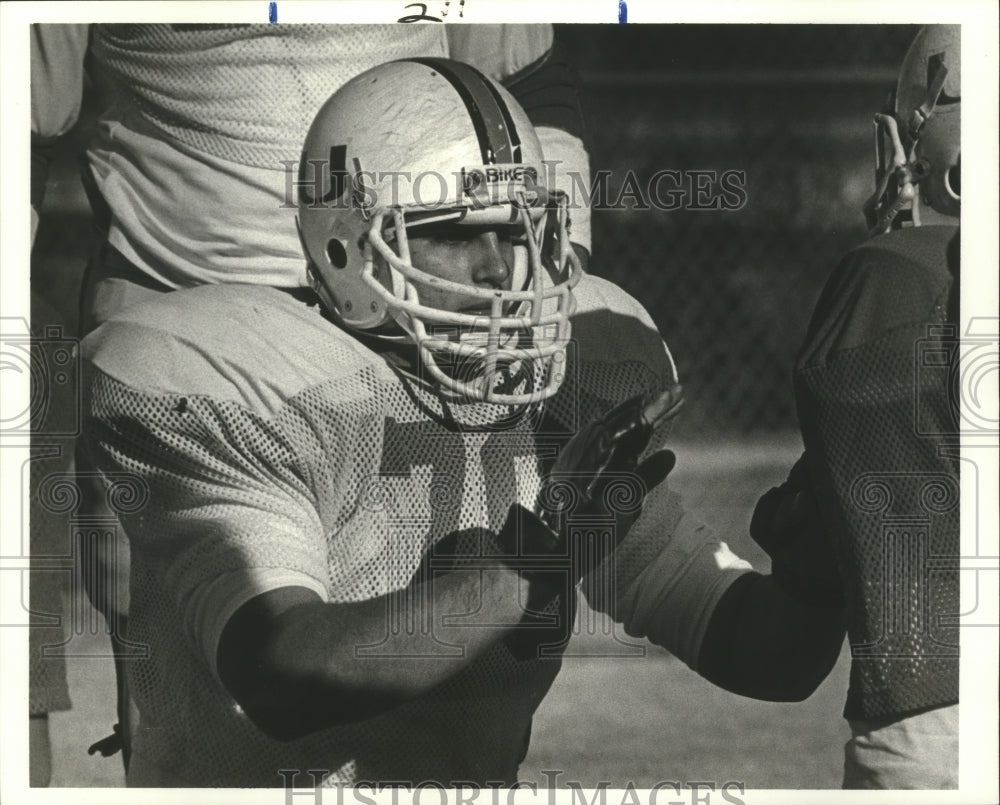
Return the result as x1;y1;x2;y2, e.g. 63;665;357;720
406;58;520;165
479;74;523;164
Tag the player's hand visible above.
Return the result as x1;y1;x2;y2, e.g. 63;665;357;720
751;456;844;607
502;384;683;564
496;386;683;658
516;384;682;569
545;384;683;531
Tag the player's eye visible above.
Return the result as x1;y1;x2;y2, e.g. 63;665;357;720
434;228;480;245
497;224;525;242
405;223;466;245
492;225;529;249
408;224;526;250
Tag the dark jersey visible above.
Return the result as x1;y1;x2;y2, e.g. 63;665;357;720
795;225;960;721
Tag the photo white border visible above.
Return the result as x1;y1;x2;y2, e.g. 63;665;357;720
2;2;997;804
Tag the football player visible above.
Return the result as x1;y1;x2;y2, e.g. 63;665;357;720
82;58;845;787
757;25;961;788
30;22;593;767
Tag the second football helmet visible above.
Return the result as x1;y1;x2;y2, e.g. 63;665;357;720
297;58;582;405
864;25;961;235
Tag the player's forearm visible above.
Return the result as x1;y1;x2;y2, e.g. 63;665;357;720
219;568;529;740
697;572;845;702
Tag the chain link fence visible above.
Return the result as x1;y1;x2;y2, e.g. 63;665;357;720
560;25;920;436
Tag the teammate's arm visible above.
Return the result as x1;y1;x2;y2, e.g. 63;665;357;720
217;570;530;741
568;392;846;701
696;572;845;701
622;456;846;702
695;455;845;701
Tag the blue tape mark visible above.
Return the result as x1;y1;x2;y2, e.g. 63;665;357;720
618;0;627;24
268;1;278;24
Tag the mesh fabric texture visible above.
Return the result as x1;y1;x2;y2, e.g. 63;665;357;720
795;225;960;721
83;275;679;785
90;25;449;169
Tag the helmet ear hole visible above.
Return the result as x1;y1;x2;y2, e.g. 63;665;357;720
946;163;960;199
326;238;348;269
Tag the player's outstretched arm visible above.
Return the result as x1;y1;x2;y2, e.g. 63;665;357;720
696;457;846;702
217;568;530;741
697;572;846;702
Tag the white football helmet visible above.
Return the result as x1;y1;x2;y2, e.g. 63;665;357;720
297;58;582;405
864;25;960;235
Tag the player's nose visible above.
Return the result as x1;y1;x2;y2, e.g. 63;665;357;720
471;232;513;290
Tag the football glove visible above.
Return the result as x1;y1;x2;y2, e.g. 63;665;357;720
498;385;684;657
750;455;844;608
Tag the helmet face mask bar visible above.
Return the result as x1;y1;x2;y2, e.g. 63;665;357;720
365;193;582;404
863;95;932;234
297;58;583;406
863;25;960;236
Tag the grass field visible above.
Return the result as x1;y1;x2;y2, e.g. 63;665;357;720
45;438;853;790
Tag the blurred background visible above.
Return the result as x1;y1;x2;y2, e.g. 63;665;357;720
560;23;920;436
30;23;921;790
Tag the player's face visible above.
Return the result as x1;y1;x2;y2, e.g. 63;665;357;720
403;223;518;314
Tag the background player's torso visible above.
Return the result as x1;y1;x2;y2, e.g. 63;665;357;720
794;225;960;721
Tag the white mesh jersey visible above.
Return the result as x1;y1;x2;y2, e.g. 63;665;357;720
82;274;744;786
